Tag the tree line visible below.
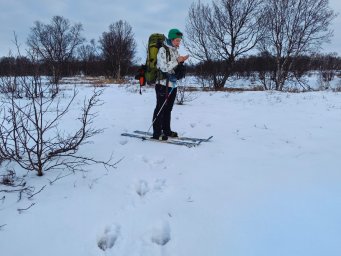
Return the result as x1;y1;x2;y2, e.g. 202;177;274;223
0;0;340;91
1;51;340;77
1;17;136;87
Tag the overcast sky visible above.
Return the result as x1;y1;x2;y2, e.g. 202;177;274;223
1;0;340;62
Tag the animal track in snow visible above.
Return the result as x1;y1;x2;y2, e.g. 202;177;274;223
151;220;171;246
135;180;150;197
142;156;165;165
97;224;120;251
119;139;128;145
135;179;167;197
153;179;167;192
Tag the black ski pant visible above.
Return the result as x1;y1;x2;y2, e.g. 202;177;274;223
152;84;177;137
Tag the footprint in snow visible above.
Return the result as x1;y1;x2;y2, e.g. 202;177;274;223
153;179;167;192
97;224;120;251
135;180;149;197
119;139;128;145
151;220;171;246
142;156;165;165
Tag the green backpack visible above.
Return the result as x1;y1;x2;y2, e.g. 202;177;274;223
145;33;170;84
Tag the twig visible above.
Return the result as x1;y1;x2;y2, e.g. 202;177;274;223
0;224;7;230
0;187;30;193
48;172;73;185
17;202;36;214
28;185;46;199
0;186;34;202
18;187;34;201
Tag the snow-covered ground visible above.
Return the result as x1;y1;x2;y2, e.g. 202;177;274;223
1;82;341;256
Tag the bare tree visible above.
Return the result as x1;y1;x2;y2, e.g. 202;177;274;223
0;76;116;176
260;0;337;90
99;20;136;80
26;16;85;92
78;39;99;62
185;0;264;89
77;39;101;76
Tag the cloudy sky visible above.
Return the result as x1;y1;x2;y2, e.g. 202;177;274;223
1;0;340;61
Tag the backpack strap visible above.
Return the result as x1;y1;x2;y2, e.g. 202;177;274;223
157;45;171;85
164;45;170;62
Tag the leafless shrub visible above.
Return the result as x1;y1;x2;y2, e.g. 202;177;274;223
0;77;23;97
176;78;198;105
0;169;17;186
332;81;341;92
317;72;331;90
315;53;339;90
0;76;117;177
0;169;35;201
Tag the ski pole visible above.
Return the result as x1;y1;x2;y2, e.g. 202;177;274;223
147;86;175;134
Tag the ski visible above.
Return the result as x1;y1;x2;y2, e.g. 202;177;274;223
133;130;213;144
121;133;198;148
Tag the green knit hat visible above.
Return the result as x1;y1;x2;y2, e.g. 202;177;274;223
168;28;183;40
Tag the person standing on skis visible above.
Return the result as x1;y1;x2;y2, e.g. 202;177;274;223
152;28;189;141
